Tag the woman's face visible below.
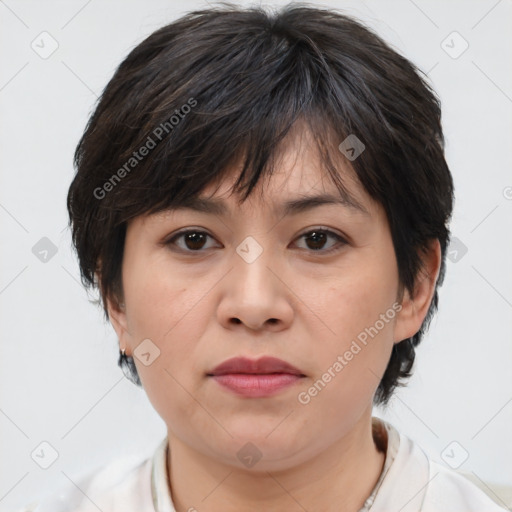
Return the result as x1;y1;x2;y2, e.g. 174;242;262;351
108;129;435;471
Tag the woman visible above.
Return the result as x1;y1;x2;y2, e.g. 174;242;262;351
18;3;506;511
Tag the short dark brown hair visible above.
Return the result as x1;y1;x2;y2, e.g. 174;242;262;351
67;2;454;407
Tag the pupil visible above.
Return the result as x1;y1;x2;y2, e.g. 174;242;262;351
308;231;326;250
186;232;205;250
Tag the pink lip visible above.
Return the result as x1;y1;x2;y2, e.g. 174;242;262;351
208;356;305;398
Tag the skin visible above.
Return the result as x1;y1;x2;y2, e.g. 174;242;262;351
107;125;441;512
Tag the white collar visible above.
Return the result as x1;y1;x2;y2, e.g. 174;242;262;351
151;435;176;512
147;417;505;511
149;416;406;512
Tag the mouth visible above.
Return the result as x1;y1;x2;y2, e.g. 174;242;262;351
207;356;306;398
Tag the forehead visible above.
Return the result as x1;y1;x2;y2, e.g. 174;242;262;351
135;122;382;229
183;173;371;220
195;131;373;218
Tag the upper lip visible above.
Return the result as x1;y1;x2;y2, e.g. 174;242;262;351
208;356;305;376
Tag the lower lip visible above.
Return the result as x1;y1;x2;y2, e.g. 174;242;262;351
210;373;303;397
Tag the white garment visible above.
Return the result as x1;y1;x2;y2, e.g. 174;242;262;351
17;417;507;511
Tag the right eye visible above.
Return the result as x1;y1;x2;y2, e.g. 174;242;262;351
164;229;220;253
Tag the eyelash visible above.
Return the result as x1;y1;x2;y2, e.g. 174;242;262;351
164;228;348;255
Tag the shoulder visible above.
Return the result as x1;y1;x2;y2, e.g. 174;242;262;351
422;460;508;511
14;451;156;512
372;418;508;511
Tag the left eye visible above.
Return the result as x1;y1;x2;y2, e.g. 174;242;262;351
165;228;347;254
295;229;348;253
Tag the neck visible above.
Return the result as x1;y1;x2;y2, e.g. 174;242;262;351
166;408;386;512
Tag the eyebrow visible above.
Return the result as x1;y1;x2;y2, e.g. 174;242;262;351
172;192;370;218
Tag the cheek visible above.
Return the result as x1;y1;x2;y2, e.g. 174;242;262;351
306;248;398;393
125;273;182;339
123;264;212;424
296;292;396;438
322;265;397;342
122;255;220;381
123;253;202;340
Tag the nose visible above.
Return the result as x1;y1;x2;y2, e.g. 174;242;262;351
216;244;294;333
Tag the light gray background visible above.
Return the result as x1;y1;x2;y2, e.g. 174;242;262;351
1;0;511;510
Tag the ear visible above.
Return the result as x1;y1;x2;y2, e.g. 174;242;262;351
393;239;442;344
105;290;134;355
